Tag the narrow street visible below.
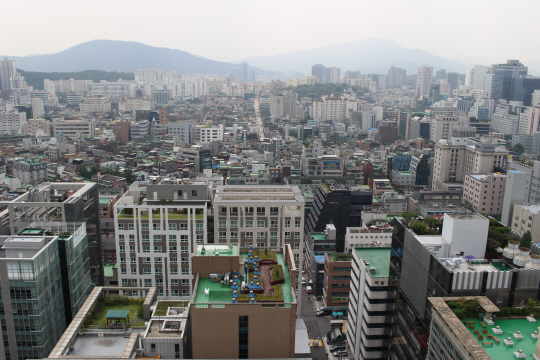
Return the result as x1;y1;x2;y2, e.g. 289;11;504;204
301;287;331;359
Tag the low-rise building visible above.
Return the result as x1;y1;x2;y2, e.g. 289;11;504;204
511;203;540;242
323;253;353;310
381;191;408;214
12;158;48;185
408;190;463;214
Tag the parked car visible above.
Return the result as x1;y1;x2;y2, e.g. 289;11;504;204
306;286;312;294
317;309;331;316
333;350;347;356
330;345;345;352
302;276;306;285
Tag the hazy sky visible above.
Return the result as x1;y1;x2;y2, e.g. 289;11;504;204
3;0;540;63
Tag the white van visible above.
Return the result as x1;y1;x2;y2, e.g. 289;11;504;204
302;276;306;285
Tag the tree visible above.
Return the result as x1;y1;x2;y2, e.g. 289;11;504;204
486;238;501;253
401;211;419;220
424;217;442;232
123;168;135;184
78;165;89;178
89;164;101;176
521;231;532;249
514;143;524;154
409;220;428;235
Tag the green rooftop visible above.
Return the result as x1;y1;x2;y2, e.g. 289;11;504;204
19;228;44;235
195;244;238;257
103;263;115;277
354;247;391;278
464;317;539;360
311;233;326;241
99;197;112;204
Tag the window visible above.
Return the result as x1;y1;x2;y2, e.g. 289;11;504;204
119;245;125;253
144;279;152;286
180;235;188;241
121;267;127;274
270;207;278;214
170;246;177;253
257;220;265;227
118;234;125;242
169;235;177;242
294;242;300;249
231;232;238;239
171;279;179;286
285;220;291;228
122;279;128;286
219;232;227;239
170;268;178;275
153;235;161;241
130;257;136;264
257;242;265;248
231;207;238;214
129;234;135;242
196;234;203;243
270;231;278;239
294;254;299;261
182;268;189;275
154;246;162;253
131;279;137;286
131;268;137;274
294;232;300;239
196;223;203;231
130;245;135;253
182;279;190;286
128;223;134;230
181;246;188;253
141;223;149;231
246;220;253;228
295;220;301;227
270;242;277;248
179;224;187;230
219;220;227;228
143;257;151;264
182;289;189;296
170;257;178;264
118;223;125;230
245;232;253;239
153;223;160;230
155;268;162;275
231;220;238;228
120;257;126;264
169;223;177;231
181;257;189;264
285;232;291;238
155;257;162;264
257;207;265;214
270;220;278;228
142;234;149;242
192;190;197;196
257;232;265;239
144;268;151;275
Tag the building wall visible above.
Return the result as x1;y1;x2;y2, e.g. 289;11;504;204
462;173;506;214
511;204;540;242
191;304;296;359
323;255;352;309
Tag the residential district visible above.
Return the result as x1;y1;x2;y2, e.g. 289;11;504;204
2;58;540;360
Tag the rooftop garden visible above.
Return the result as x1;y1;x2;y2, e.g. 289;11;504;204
153;301;189;317
252;248;277;262
84;296;144;327
238;284;283;302
332;253;353;262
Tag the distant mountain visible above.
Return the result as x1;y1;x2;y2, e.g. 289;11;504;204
238;38;473;75
3;40;281;77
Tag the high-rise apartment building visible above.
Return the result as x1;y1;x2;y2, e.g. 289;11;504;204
310;95;358;123
0;110;26;135
417;66;433;96
330;66;341;83
113;181;211;298
465;65;490;91
269;90;300;119
387;66;406;88
0;57;17;90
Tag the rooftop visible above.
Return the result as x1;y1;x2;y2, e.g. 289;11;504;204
354;247;391;278
195;244;238;257
311;233;326;241
68;335;130;357
517;203;540;214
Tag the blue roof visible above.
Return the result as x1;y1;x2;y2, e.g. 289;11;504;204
315;255;326;263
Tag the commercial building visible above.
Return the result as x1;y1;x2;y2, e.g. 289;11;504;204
323;253;353;310
410;154;431;188
194;124;224;143
305;183;373;247
347;247;392;360
417;66;434;96
0;222;92;360
168;121;194;144
304;224;337;278
177;145;212;173
0;110;26;135
130;119;150;141
501;170;528;226
344;213;392;253
52;118;96;139
381;191;408;214
391;170;415;186
387;66;406;88
431;139;508;191
79;95;112;113
462;173;506;214
113;180;211;298
408;190;463;214
113;121;131;143
430;115;459;143
190;244;300;358
408;116;431;140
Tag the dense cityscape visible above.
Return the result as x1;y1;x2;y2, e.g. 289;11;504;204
2;3;540;360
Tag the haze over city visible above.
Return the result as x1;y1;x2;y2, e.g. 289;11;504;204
2;1;540;360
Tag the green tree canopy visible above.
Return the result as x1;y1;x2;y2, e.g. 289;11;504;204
521;231;532;249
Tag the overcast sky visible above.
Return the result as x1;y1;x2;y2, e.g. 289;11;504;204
2;0;540;63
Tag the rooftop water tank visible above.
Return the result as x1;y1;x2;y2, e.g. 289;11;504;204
513;247;531;268
503;241;520;260
525;254;540;269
